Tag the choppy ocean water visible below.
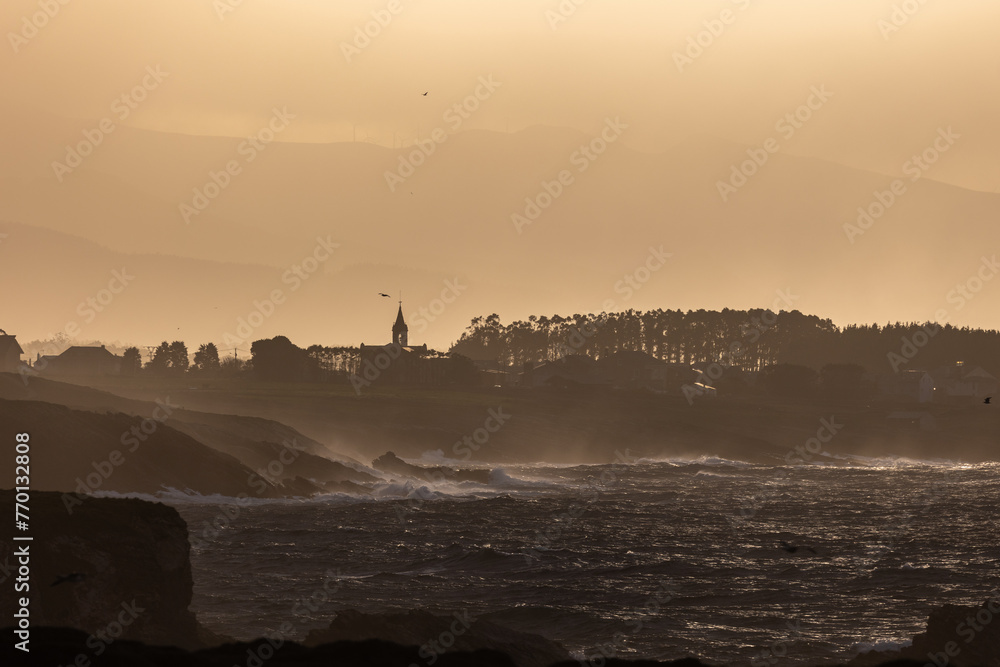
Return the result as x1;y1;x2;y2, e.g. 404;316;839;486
147;456;999;666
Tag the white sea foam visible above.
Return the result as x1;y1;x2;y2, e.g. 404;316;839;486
639;455;755;468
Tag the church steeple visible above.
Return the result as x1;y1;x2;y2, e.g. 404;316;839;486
392;302;408;347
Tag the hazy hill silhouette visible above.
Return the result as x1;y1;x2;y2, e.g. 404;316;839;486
3;119;999;348
0;221;485;350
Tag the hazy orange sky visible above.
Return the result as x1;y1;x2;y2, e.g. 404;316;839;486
1;0;998;351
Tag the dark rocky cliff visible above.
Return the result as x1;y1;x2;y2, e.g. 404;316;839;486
0;490;216;651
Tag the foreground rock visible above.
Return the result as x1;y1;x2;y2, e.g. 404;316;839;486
2;628;523;666
373;451;491;484
849;596;1000;667
2;628;945;666
0;490;219;650
305;608;571;667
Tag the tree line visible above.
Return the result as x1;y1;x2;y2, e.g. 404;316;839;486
449;309;1000;375
114;338;355;380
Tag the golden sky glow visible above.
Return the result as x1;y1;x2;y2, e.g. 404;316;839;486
1;0;998;350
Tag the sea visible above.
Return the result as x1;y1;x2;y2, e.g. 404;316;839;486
131;455;1000;666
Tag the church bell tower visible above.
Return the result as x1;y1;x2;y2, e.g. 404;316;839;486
392;303;408;347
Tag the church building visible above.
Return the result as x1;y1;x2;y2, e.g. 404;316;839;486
358;303;435;385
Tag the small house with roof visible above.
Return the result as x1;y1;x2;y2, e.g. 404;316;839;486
932;362;998;402
37;345;122;376
0;330;23;372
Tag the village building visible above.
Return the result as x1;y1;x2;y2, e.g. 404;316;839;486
36;345;122;376
520;355;612;390
0;330;23;372
931;362;998;402
357;304;462;386
598;351;699;393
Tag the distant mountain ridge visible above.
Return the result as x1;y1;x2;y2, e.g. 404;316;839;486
2;119;998;348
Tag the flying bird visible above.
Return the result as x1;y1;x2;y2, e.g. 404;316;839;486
422;92;428;96
985;397;992;404
378;293;391;298
52;573;87;587
779;541;817;555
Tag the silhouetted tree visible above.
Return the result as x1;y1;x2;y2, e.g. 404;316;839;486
146;342;170;374
121;347;142;376
168;341;189;372
146;340;189;374
251;336;317;381
445;353;477;385
219;355;249;377
193;343;221;373
449;310;1000;380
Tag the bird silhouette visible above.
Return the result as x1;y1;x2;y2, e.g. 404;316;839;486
378;293;391;298
985;397;992;404
779;541;817;555
52;573;87;587
422;92;428;96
